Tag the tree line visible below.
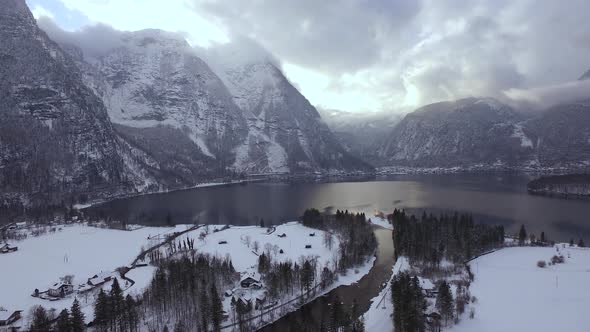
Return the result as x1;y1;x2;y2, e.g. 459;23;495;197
391;209;504;264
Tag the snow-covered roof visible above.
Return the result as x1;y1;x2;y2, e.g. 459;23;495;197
0;309;21;321
240;271;260;282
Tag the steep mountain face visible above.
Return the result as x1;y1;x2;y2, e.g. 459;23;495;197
66;30;249;186
377;98;536;167
0;0;142;208
319;108;401;164
579;69;590;80
524;101;590;167
204;46;371;173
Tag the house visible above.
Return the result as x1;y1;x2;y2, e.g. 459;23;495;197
240;273;261;288
48;282;74;298
218;240;228;245
0;309;22;326
88;272;112;286
0;244;17;254
305;244;312;249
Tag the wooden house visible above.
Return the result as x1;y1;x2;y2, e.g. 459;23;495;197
48;282;74;298
0;309;22;326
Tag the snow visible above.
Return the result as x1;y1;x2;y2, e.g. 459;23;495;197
363;257;408;331
450;245;590;332
367;216;393;230
125;265;157;297
0;224;175;326
512;123;533;148
188;222;340;272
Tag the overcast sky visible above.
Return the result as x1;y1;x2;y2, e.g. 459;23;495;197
27;0;590;113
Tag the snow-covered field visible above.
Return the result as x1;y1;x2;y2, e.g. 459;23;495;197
0;224;180;325
189;222;340;272
1;221;372;329
450;245;590;332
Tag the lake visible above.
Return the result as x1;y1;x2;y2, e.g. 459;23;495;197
87;173;590;242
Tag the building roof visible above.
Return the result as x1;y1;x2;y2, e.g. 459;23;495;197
240;272;261;283
0;310;21;321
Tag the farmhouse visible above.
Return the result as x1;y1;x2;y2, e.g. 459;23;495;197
0;309;22;326
87;272;112;286
0;244;18;254
240;273;261;288
47;282;74;298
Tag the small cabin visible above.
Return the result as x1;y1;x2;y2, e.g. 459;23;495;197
88;273;112;286
0;244;18;254
0;309;23;326
218;240;228;245
279;249;284;254
309;233;315;237
305;245;312;249
48;283;74;298
277;233;287;238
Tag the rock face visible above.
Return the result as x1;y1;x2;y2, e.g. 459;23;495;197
319;108;401;165
203;45;371;174
66;30;249;186
0;0;139;208
378;96;590;169
378;98;534;167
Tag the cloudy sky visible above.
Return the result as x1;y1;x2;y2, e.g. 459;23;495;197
27;0;590;113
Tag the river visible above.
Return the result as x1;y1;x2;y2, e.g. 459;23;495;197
259;227;395;331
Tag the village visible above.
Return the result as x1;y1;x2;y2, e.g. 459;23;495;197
0;213;377;331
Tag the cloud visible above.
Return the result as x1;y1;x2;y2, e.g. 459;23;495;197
37;17;125;58
31;4;55;19
504;80;590;110
188;0;590;112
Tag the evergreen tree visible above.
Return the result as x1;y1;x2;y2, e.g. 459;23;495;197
70;299;86;332
436;281;454;325
94;289;109;330
518;224;527;245
125;294;138;332
260;218;265;228
579;238;586;247
56;309;71;332
109;278;124;330
210;284;223;332
350;298;365;332
29;306;51;332
540;231;545;243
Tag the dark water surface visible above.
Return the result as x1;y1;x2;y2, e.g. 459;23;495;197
87;173;590;241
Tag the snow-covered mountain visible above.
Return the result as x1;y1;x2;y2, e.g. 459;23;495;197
319;108;402;165
0;0;149;209
377;98;535;167
201;41;371;173
378;96;590;169
62;30;250;186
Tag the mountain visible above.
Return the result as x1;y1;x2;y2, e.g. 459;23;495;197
524;101;590;167
201;42;372;173
0;0;148;211
579;69;590;80
319;108;401;164
377;98;535;167
61;30;249;187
